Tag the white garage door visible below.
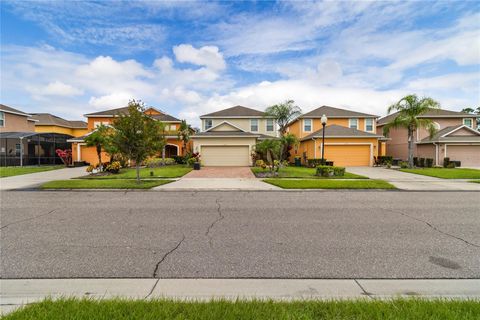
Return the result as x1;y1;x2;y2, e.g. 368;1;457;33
201;146;250;166
447;145;480;167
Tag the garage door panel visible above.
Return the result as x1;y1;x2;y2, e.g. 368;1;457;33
202;146;250;166
324;145;371;166
447;145;480;167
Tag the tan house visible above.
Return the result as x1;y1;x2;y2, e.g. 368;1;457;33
193;106;277;166
0;104;37;133
287;106;386;166
377;109;480;166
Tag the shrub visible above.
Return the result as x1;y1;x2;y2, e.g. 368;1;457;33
145;157;175;167
413;157;418;167
443;157;450;168
378;156;393;165
255;160;265;167
86;165;94;173
333;166;345;176
316;165;334;177
447;162;456;168
418;158;425;167
106;161;121;174
399;161;409;169
307;158;330;167
187;157;197;166
425;158;434;168
451;160;461;167
173;155;187;164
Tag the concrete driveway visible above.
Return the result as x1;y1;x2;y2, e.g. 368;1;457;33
0;167;87;190
347;167;480;191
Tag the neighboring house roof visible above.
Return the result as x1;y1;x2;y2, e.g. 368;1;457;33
300;106;378;119
417;125;480;144
31;113;87;129
377;109;473;126
0;104;32;117
301;124;384;141
200;105;267;118
193;131;262;138
84;106;181;122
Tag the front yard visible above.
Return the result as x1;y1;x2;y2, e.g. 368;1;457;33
264;179;395;189
399;168;480;179
79;165;192;179
252;166;367;179
40;179;171;189
4;298;479;320
0;165;64;178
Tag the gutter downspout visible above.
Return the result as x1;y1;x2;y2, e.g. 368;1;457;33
19;137;24;167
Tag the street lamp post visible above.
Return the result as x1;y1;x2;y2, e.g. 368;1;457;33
321;114;328;165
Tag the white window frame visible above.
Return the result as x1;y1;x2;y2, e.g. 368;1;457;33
349;118;358;129
303;119;312;132
463;118;473;128
266;118;274;132
0;111;4;127
204;119;213;131
93;121;101;128
250;119;259;132
15;143;21;156
365;118;373;132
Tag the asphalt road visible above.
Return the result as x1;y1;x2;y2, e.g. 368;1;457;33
1;191;479;279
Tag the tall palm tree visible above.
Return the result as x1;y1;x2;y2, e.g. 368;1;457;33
177;119;191;156
264;100;302;135
383;94;440;168
85;124;110;170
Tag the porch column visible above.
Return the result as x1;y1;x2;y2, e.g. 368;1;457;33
19;137;23;167
77;143;81;161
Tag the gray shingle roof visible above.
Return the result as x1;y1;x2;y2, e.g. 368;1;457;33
31;113;87;128
200;106;266;118
418;125;480;143
378;109;473;125
300;106;378;118
150;114;181;122
84;106;180;122
0;104;31;117
193;131;261;137
301;124;384;141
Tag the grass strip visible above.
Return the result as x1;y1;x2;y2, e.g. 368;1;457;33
399;168;480;179
0;165;64;178
3;298;479;320
251;166;367;179
40;179;172;189
78;166;192;179
264;179;395;189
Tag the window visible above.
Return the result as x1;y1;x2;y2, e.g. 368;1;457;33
0;111;4;127
15;144;21;156
303;119;312;132
266;119;274;132
365;118;373;132
463;118;473;128
250;119;259;132
94;121;101;128
204;119;213;130
349;118;358;129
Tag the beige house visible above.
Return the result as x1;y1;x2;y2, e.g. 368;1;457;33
193;106;276;166
377;109;480;166
0;104;37;133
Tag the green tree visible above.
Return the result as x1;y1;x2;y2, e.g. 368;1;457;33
280;133;299;161
84;124;111;170
111;100;166;183
177;119;191;156
255;139;282;174
461;107;475;114
264;100;302;135
383;94;440;168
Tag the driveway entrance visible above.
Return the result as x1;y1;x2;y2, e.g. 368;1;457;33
183;166;255;179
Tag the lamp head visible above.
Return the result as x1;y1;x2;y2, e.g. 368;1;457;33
321;114;328;125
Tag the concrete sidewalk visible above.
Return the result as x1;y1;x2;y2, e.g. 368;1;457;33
2;278;479;314
0;167;87;190
153;178;280;190
347;167;480;191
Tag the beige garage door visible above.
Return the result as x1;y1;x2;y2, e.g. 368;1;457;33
201;146;250;166
447;145;480;167
324;145;371;166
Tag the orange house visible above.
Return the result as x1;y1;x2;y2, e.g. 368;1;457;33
287;106;387;166
69;106;190;165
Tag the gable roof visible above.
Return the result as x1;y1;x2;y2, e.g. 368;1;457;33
84;106;180;122
417;125;480;144
377;108;473;126
300;106;378;119
31;113;87;128
205;121;246;132
200;105;266;118
0;104;32;117
301;124;384;141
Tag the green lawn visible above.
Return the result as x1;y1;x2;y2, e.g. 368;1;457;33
265;179;395;189
79;165;192;179
4;298;479;320
252;166;367;179
400;168;480;179
40;179;172;189
0;165;64;178
470;180;480;184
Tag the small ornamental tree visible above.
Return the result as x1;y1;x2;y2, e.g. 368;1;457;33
255;139;282;174
177;119;191;156
111;100;166;183
55;149;72;166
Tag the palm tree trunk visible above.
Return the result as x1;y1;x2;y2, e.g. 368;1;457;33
136;162;140;184
97;144;102;171
408;126;414;168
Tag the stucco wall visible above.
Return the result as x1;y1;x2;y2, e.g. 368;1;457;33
290;118;376;138
0;113;35;133
203;118;277;137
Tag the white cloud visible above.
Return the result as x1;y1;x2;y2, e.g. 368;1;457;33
173;44;226;71
89;92;134;109
43;81;83;96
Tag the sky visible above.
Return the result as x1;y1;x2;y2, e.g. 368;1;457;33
1;0;479;127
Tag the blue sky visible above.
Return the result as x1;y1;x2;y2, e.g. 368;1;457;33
1;0;479;126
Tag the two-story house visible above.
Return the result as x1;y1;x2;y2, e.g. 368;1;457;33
377;109;480;167
192;106;277;166
69;106;188;165
31;113;88;137
287;106;386;166
0;104;37;133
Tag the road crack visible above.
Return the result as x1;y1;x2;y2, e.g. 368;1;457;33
354;279;373;299
385;208;480;248
205;198;224;247
0;209;57;230
152;235;185;278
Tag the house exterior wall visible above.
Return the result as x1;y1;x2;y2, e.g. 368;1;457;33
87;117;113;131
416;144;436;162
0;113;35;133
34;125;88;137
202;118;277;137
289;118;376;139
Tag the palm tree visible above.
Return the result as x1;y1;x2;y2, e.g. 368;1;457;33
177;120;191;156
85;124;110;170
383;94;440;168
264;100;302;135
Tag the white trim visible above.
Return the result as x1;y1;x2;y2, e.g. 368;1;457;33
303;119;312;132
205;121;246;132
0;109;32;117
0;111;4;128
440;125;480;137
364;118;374;132
319;142;374;166
348;118;359;129
193;135;261;138
199;116;273;119
250;119;259;132
462;118;474;128
265;118;275;133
